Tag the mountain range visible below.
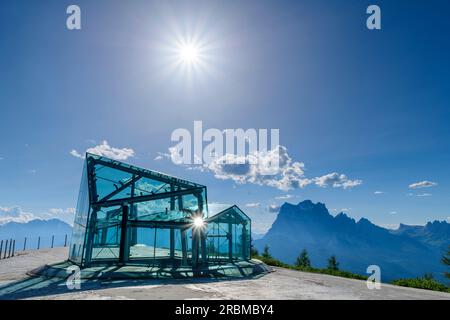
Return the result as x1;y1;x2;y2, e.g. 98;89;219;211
1;203;448;283
0;219;72;251
254;200;449;283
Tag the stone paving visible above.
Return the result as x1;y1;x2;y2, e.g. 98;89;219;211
0;248;449;300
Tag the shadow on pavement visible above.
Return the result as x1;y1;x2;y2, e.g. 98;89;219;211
0;260;270;300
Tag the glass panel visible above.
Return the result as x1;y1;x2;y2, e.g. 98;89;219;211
70;223;86;264
129;187;208;222
129;227;156;260
128;227;184;262
154;228;171;259
90;205;122;262
133;177;171;196
133;198;184;221
69;162;89;264
94;165;133;200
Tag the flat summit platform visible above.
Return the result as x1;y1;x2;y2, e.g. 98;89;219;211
0;248;449;300
29;259;270;280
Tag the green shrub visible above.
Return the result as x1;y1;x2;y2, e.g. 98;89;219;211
391;277;450;293
254;255;365;280
314;268;367;280
254;254;449;292
256;255;291;268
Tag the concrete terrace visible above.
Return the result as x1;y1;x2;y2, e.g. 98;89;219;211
0;248;449;300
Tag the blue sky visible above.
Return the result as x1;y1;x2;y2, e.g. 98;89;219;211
1;0;449;232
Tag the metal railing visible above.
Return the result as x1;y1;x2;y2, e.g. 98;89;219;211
0;234;70;260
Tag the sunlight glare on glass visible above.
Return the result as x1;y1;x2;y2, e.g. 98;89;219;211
193;216;204;228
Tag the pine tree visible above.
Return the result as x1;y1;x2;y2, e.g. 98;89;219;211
327;255;339;271
295;249;311;268
262;244;271;259
250;246;259;257
442;245;450;279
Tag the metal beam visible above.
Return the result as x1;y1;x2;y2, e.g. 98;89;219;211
91;157;203;189
192;230;199;267
119;205;129;264
228;222;233;262
200;229;207;265
93;187;205;208
128;220;192;229
181;229;188;266
98;174;142;203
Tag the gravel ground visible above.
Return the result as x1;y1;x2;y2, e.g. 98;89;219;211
0;247;449;300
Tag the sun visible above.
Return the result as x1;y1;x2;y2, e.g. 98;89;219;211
155;26;219;82
179;44;200;64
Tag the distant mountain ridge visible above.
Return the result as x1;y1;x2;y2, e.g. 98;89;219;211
391;220;450;251
0;219;72;250
255;200;449;282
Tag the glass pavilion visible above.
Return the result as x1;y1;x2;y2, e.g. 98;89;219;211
69;153;251;268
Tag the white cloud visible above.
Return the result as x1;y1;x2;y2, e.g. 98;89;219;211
267;204;280;213
409;180;437;189
201;146;311;191
275;194;294;200
407;192;433;197
70;140;135;161
70;149;83;158
313;172;362;189
0;206;35;224
416;193;432;197
0;206;76;225
154;152;170;161
381;223;400;230
374;191;384;194
330;208;351;215
389;211;397;215
165;145;362;192
245;202;261;208
44;208;76;225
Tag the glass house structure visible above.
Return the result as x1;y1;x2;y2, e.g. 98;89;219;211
69;153;251;269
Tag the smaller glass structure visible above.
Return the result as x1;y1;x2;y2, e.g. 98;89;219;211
205;206;251;262
69;153;251;269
